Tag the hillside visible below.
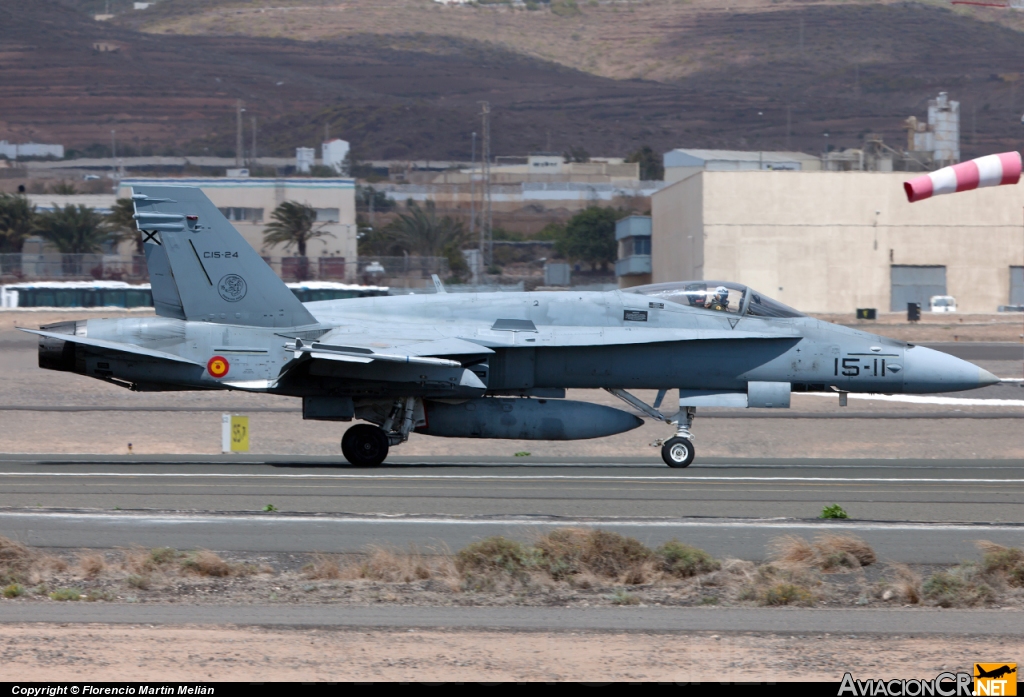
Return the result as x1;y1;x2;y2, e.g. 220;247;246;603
6;0;1024;160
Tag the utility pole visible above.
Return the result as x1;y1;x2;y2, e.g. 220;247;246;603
251;115;257;167
235;100;245;168
469;131;476;249
110;129;117;182
479;101;492;269
786;106;792;150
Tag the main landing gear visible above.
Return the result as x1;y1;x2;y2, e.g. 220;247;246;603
340;397;419;467
605;389;697;468
341;424;389;467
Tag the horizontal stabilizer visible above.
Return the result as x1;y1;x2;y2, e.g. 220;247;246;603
17;328;203;366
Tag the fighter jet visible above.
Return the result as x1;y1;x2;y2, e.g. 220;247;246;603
21;186;999;467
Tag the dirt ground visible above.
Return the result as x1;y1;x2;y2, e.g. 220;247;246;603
0;625;1017;682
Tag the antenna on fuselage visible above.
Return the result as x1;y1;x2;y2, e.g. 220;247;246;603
431;274;447;293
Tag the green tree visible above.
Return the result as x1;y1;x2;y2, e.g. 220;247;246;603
105;197;142;254
34;204;109;253
554;206;621;272
262;201;335;257
0;193;36;253
368;198;471;280
626;145;664;181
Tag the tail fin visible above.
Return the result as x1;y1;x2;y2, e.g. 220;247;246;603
132;185;317;328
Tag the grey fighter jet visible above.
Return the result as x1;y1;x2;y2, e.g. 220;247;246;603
22;186;999;467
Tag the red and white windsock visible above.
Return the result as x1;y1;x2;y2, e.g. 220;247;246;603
904;151;1022;203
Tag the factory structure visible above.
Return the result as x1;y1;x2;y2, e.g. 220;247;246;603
118;177;357;279
644;169;1024;314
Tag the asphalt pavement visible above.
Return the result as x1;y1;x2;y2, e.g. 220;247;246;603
0;604;1020;634
0;455;1020;522
0;455;1022;562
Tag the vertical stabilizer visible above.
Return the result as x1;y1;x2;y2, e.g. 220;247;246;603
132;185;317;328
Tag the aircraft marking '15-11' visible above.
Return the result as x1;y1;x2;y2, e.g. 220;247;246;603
21;185;1001;467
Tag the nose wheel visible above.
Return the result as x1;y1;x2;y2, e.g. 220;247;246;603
661;437;695;468
341;424;390;467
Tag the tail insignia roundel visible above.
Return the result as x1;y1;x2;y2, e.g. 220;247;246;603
904;151;1022;202
207;356;230;379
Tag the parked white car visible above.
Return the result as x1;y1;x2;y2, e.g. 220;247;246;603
930;295;957;313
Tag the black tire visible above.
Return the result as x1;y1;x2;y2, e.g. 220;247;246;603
341;424;390;467
661;437;695;468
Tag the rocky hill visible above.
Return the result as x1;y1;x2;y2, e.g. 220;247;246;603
5;0;1024;161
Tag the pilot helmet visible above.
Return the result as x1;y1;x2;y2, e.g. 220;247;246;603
715;286;729;296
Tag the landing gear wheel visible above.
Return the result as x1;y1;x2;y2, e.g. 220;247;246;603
341;424;390;467
661;437;695;468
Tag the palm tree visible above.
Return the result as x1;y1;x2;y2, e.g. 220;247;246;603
384;201;470;281
262;201;334;257
105;197;142;254
386;200;468;258
35;204;109;253
0;193;35;253
34;204;110;275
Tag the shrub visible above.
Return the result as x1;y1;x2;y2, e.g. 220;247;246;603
534;528;652;580
820;504;849;519
2;583;24;598
761;582;814;606
923;565;995;608
49;588;82;601
126;574;150;590
455;537;532;577
610;589;640;605
148;547;181;566
656;540;720;578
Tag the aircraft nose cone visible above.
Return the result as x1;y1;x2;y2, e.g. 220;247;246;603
903;346;999;393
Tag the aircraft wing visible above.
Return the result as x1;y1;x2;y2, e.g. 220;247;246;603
17;328;205;366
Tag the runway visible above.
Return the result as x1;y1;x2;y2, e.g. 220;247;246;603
0;455;1022;562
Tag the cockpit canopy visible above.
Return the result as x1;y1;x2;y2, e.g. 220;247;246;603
625;281;803;319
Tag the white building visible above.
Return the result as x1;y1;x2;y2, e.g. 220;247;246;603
121;177;357;279
0;141;65;160
295;148;315;174
662;149;821;184
322;139;350;174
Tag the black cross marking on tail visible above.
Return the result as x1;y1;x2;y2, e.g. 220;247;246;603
141;230;162;245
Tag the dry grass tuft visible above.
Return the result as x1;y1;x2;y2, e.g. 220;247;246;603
78;553;106;578
534;528;653;582
769;536;816;567
769;534;876;573
977;541;1024;587
0;536;38;584
356;547;433;583
180;550;234;577
887;563;922;604
303;553;342;580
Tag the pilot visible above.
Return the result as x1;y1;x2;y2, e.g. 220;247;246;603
705;286;730;312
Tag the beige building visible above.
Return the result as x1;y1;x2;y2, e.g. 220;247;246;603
120;177;357;278
651;170;1024;314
